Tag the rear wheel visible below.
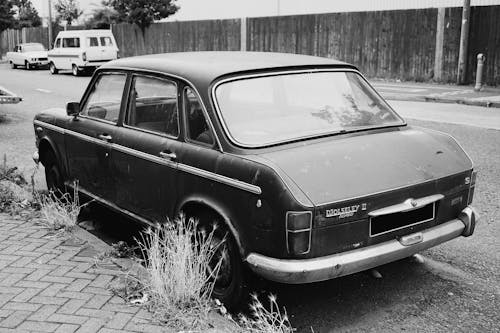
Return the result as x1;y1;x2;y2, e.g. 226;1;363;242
49;62;58;74
10;61;17;69
195;212;247;310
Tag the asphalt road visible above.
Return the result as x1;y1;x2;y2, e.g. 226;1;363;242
1;64;499;332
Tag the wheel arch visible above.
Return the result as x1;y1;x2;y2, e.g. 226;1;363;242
38;137;64;174
176;196;246;257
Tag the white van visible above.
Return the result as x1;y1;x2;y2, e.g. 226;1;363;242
48;30;119;76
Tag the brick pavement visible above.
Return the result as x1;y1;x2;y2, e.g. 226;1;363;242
0;213;175;333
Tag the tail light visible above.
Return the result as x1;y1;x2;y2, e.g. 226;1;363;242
286;211;312;255
82;52;87;61
467;170;477;204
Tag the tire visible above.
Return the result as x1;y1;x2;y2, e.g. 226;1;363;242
10;61;17;69
43;150;65;196
196;212;247;310
49;62;58;75
25;61;32;70
72;64;80;76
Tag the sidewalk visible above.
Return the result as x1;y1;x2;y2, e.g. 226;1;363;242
0;214;173;333
372;81;500;108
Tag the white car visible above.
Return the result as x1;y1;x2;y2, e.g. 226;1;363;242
6;43;49;70
48;30;119;76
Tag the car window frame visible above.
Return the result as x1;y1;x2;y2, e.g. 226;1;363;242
183;86;216;149
78;70;129;126
123;73;181;139
62;37;80;48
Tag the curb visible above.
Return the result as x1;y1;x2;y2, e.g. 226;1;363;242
385;95;500;109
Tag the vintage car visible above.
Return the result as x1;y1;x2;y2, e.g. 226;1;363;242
32;52;478;308
6;43;49;70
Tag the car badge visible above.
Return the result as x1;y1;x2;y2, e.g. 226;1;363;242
326;203;366;219
411;199;418;207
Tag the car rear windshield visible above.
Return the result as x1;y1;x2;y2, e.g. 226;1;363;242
214;71;405;147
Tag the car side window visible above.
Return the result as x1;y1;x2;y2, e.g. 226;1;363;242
54;39;61;48
100;37;113;46
185;87;213;145
126;75;179;137
80;73;126;123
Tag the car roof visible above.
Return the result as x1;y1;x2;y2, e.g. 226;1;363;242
56;30;113;36
20;43;43;46
103;51;356;86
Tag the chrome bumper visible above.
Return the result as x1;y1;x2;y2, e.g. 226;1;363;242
246;206;478;284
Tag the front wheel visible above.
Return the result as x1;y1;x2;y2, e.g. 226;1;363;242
43;150;65;195
72;64;81;76
49;62;58;74
10;61;17;69
25;61;32;70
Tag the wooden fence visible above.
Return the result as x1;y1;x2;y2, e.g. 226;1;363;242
1;7;499;85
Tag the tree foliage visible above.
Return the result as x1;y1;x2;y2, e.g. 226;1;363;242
54;0;83;26
107;0;179;32
13;0;42;28
0;0;16;32
85;3;122;29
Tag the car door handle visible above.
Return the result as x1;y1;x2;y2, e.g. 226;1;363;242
98;134;112;142
159;151;177;161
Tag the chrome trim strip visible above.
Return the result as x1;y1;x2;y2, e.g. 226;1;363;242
368;194;444;217
246;216;468;284
33;120;65;134
211;68;406;149
34;120;261;195
178;163;262;195
101;66;224;152
68;183;156;227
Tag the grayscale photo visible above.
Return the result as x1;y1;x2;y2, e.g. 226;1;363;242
0;0;498;332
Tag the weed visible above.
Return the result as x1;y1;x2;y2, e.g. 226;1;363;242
238;294;294;333
37;186;82;232
135;215;223;329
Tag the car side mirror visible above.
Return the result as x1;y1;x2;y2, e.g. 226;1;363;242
66;102;80;118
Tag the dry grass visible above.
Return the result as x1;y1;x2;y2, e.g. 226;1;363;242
238;294;294;333
37;186;82;232
135;215;224;329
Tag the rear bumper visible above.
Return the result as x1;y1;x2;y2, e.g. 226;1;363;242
246;206;478;284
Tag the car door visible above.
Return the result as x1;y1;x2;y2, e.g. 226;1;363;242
50;38;62;68
112;73;182;223
13;45;22;65
65;71;127;203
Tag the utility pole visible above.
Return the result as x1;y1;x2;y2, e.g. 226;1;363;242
48;0;53;49
457;0;471;84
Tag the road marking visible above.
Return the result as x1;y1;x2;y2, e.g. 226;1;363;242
35;88;52;93
376;87;426;93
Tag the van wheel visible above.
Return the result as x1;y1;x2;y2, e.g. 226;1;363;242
49;62;58;74
10;61;17;69
72;64;80;76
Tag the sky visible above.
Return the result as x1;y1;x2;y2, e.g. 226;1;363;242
32;0;500;23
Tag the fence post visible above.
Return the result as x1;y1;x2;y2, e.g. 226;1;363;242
240;17;247;51
434;8;445;81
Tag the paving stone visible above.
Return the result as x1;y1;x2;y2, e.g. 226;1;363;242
25;268;53;281
84;295;111;309
16;280;51;289
17;320;61;332
48;313;88;325
55;323;81;333
3;301;41;312
75;317;107;333
12;287;41;302
89;275;114;288
40;283;67;297
104;312;133;330
65;279;92;292
30;296;69;305
58;299;87;315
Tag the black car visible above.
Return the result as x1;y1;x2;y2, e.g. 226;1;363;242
33;52;478;308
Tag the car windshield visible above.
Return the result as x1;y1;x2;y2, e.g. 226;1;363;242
214;71;405;147
23;44;45;52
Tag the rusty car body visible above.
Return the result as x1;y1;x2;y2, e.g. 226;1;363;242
33;52;479;308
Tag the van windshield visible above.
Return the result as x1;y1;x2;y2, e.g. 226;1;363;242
214;71;405;147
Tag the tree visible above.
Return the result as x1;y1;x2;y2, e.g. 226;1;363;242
85;3;121;29
107;0;179;33
54;0;82;26
0;0;16;32
13;0;42;28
